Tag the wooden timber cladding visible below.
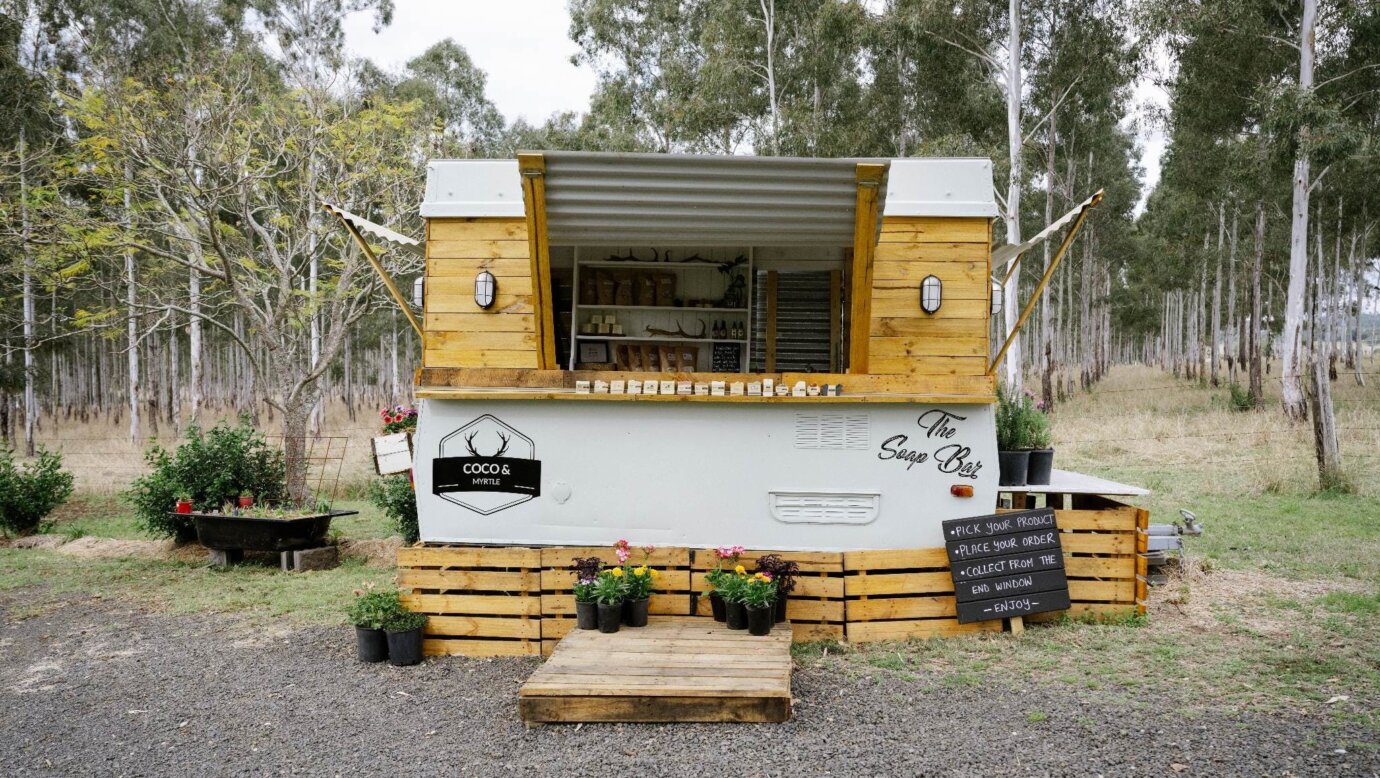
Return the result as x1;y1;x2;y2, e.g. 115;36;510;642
868;216;995;393
423;218;540;370
397;498;1145;657
397;545;543;657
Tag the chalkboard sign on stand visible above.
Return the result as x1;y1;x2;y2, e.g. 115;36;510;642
942;507;1071;625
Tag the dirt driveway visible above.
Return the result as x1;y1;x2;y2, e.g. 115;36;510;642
1;594;1373;777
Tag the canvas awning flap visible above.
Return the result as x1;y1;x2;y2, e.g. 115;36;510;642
538;151;889;246
320;201;420;248
991;190;1103;272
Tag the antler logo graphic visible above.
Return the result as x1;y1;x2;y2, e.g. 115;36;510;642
463;430;511;458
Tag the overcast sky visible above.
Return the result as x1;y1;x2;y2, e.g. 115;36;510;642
343;1;1165;212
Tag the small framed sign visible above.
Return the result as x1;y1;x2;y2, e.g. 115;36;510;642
371;432;414;476
578;341;610;363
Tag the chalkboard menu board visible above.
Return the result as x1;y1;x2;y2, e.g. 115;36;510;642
943;507;1071;625
711;342;742;372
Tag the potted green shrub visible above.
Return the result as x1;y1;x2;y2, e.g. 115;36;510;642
719;565;750;630
755;554;798;623
995;385;1031;487
175;491;194;515
347;585;401;663
238;490;254;509
622;564;657;627
594;568;626;633
742;571;778;636
1024;393;1055;485
383;610;427;667
571;557;602;630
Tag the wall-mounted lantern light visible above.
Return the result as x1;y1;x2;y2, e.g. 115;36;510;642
412;276;425;309
475;270;497;309
990;279;1004;317
920;275;942;314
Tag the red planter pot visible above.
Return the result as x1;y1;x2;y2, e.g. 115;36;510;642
175;500;193;515
238;495;254;509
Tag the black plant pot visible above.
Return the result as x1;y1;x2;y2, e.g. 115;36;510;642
725;600;748;630
576;600;599;630
623;597;650;627
385;627;423;667
746;605;774;636
774;596;788;624
597;602;622;633
1026;449;1054;485
708;592;727;622
998;450;1030;487
355;626;388;663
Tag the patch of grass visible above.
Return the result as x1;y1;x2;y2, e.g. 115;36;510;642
0;548;386;626
1027;710;1048;724
1318;590;1380;616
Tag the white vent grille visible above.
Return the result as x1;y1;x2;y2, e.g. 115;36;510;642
794;412;870;450
769;492;880;525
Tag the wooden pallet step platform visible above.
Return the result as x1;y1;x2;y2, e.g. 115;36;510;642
518;616;793;723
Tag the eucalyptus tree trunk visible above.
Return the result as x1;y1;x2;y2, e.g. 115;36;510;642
1280;0;1317;421
759;0;780;154
1249;204;1265;405
189;268;203;423
1002;0;1024;394
1041;108;1056;411
1349;228;1365;385
19;127;36;456
1211;203;1223;386
1226;206;1239;384
124;162;141;443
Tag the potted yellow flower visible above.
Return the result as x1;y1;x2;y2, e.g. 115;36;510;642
742;571;778;636
718;565;750;630
622;564;658;627
593;568;626;633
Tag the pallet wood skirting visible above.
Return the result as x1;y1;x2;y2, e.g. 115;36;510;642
398;499;1148;657
397;546;543;657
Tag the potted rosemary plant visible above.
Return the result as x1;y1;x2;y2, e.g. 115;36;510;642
742;571;778;636
347;584;401;663
1024;393;1054;485
383;610;427;667
571;557;602;630
594;568;626;633
995;384;1031;487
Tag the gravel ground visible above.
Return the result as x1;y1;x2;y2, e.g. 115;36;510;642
1;596;1375;777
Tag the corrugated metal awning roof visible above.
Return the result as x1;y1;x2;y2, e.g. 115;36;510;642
537;152;888;246
991;190;1103;272
320;201;420;248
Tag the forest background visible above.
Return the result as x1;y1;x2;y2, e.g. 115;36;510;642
1;0;1377;496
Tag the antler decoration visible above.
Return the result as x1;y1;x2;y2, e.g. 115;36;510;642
645;319;708;339
464;430;481;457
494;432;511;458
